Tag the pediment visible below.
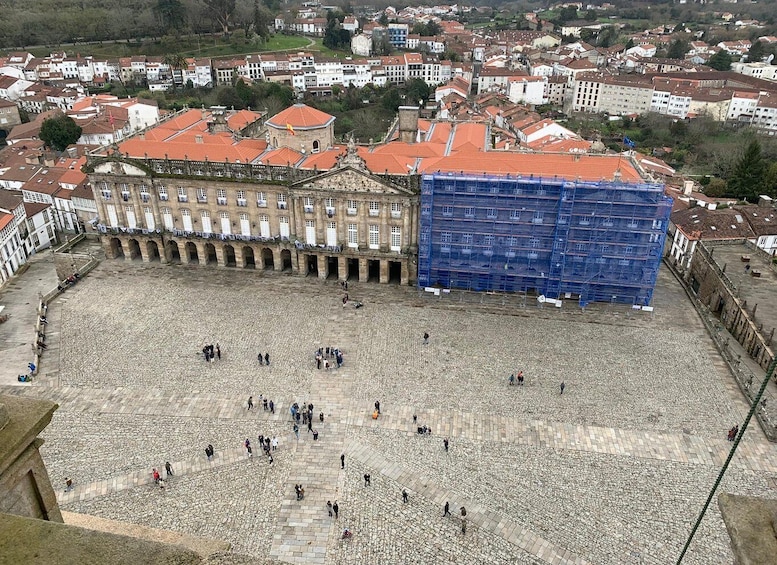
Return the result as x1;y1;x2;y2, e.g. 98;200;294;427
294;167;412;195
92;160;148;177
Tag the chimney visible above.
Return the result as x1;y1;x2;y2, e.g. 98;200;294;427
682;180;694;196
397;106;420;144
758;194;773;208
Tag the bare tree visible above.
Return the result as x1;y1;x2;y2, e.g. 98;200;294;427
202;0;236;35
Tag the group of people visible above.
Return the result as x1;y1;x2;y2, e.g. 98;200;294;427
151;462;173;490
257;352;270;365
727;425;739;441
294;484;305;500
245;435;277;463
290;402;320;440
508;371;525;386
247;395;275;413
202;343;221;362
56;272;81;292
315;347;343;370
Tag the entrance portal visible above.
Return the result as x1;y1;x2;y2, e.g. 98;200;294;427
110;238;124;258
224;245;236;267
243;246;256;269
368;259;380;282
128;239;141;260
167;241;181;264
307;255;318;276
281;249;292;271
347;258;359;280
205;243;217;265
327;256;339;279
388;261;402;284
146;241;161;262
185;242;198;263
262;248;274;270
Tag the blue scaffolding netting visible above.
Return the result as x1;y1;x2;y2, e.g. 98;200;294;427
418;173;673;306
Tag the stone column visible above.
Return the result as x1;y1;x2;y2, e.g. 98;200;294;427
359;257;369;282
178;240;190;265
379;259;389;284
214;244;226;267
401;260;410;286
273;247;283;272
198;242;209;266
318;254;328;280
338;256;348;282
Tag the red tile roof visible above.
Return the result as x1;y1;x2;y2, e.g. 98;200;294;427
265;104;335;130
0;212;13;231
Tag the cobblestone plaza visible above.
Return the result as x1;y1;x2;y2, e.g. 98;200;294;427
8;260;777;564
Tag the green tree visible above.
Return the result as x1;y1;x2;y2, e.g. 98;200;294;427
747;40;765;62
584;9;598;21
557;6;579;23
155;0;186;33
667;39;689;60
162;53;187;89
707;49;732;71
235;79;257;108
404;78;430;105
728;139;766;200
253;0;271;41
764;162;777;198
202;0;236;35
40;115;82;151
381;87;402;111
378;13;388;26
624;38;634;50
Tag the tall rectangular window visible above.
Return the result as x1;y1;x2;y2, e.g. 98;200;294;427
125;205;136;229
202;211;211;233
369;201;380;216
305;219;316;244
140;185;150;202
220;211;231;235
236;190;247;207
217;189;227;205
277;193;286;209
257;191;267;207
347;223;358;247
143;206;155;230
177;186;188;202
326;221;337;246
390;226;401;251
259;214;270;238
347;200;357;215
391;202;401;218
239;212;250;236
369;225;379;249
304;197;314;213
279;216;290;238
197;188;207;203
162;207;173;230
181;209;193;232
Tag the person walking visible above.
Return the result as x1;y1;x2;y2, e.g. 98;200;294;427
264;353;270;366
332;501;339;519
517;371;524;385
64;477;73;492
247;396;254;411
269;400;275;414
443;502;451;517
509;373;515;386
340;453;345;469
319;412;324;423
327;501;333;517
258;353;263;365
423;332;429;345
402;490;408;503
364;473;371;486
293;423;300;440
443;438;449;452
272;436;278;451
165;461;174;477
374;400;381;415
152;468;161;485
216;344;221;360
268;453;273;464
308;419;313;433
560;381;566;395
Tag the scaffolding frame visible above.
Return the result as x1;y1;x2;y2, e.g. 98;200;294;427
418;173;672;306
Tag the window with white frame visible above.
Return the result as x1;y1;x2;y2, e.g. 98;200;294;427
120;183;130;201
236;190;247;207
101;185;112;200
347;223;358;247
162;207;173;230
532;211;544;224
201;210;211;233
140;184;150;202
369;201;380;216
158;186;169;201
143;206;155;230
369;225;379;249
464;207;475;218
442;205;453;217
106;204;118;227
279;216;290;238
305;219;316;244
177;186;188;202
325;198;335;213
347;200;357;215
304;197;314;213
277;193;286;209
390;226;401;251
326;221;337;246
257;191;267;207
217;189;227;205
259;214;270;238
181;208;192;231
197;188;207;203
124;205;136;229
220;211;231;235
461;233;473;250
239;212;250;236
486;208;497;219
390;202;401;218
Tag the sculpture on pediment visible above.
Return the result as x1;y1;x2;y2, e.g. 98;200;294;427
337;135;366;171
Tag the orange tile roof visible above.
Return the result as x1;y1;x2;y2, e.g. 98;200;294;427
0;212;13;231
428;122;452;144
418;153;642;182
260;147;305;166
266;104;335;129
119;138;267;163
371;142;444;158
299;147;346;170
449;123;488;153
227;109;262;131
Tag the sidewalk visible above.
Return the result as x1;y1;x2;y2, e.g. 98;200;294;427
0;251;59;386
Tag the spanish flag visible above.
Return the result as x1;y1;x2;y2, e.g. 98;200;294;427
286;123;295;136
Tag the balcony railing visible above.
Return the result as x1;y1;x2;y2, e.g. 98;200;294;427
237;199;247;207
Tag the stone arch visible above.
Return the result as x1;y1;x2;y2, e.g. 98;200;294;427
185;242;198;263
242;246;256;269
223;244;236;267
128;238;141;260
281;249;292;271
110;237;124;258
167;240;181;264
146;240;161;262
312;140;320;153
262;247;274;270
205;243;217;265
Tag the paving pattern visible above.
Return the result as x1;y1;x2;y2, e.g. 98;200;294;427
7;259;777;564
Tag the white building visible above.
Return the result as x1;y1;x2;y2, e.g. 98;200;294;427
0;191;28;282
508;76;548;105
351;34;372;57
23;201;57;252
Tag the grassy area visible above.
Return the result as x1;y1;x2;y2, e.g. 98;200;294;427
306;38;350;58
28;34;312;59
